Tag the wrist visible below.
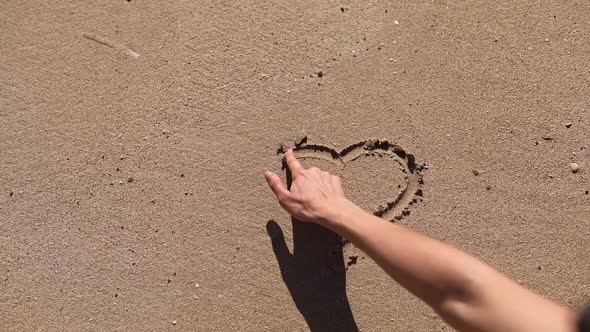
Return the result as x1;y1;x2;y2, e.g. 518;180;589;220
316;198;364;232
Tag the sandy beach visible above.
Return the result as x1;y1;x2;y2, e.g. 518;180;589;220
1;1;589;330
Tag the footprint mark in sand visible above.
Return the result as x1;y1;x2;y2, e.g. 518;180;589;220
279;138;425;222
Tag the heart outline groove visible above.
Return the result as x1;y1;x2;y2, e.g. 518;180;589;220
279;138;425;222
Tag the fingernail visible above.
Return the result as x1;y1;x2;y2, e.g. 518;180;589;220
263;171;273;182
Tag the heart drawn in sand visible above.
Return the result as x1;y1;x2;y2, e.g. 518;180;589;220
279;138;425;221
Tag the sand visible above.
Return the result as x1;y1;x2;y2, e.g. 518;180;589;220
1;1;589;331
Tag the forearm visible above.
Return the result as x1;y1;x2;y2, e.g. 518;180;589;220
320;199;577;332
322;200;490;309
265;152;577;331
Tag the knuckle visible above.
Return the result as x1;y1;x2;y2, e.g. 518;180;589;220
277;193;290;204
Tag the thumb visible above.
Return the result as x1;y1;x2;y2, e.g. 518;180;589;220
264;171;290;201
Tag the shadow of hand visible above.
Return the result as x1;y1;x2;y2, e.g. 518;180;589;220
267;219;358;332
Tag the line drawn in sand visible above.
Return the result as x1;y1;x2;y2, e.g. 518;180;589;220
278;137;425;222
82;33;140;59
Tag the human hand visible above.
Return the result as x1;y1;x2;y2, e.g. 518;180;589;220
264;149;350;225
265;149;359;330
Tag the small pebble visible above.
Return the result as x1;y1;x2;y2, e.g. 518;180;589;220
172;320;177;325
317;71;324;78
472;169;480;176
195;283;200;288
565;122;573;128
394;20;400;25
486;185;492;190
570;163;579;173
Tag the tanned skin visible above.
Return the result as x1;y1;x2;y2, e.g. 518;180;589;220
264;149;578;332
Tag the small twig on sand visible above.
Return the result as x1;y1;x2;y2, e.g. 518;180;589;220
82;32;140;59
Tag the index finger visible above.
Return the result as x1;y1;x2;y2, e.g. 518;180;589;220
285;149;304;176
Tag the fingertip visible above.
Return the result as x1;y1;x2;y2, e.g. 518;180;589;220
264;171;287;196
284;148;303;173
263;171;274;182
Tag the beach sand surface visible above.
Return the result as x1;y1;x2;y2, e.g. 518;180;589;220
1;1;589;330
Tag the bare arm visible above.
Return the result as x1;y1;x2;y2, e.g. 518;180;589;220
264;149;578;332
